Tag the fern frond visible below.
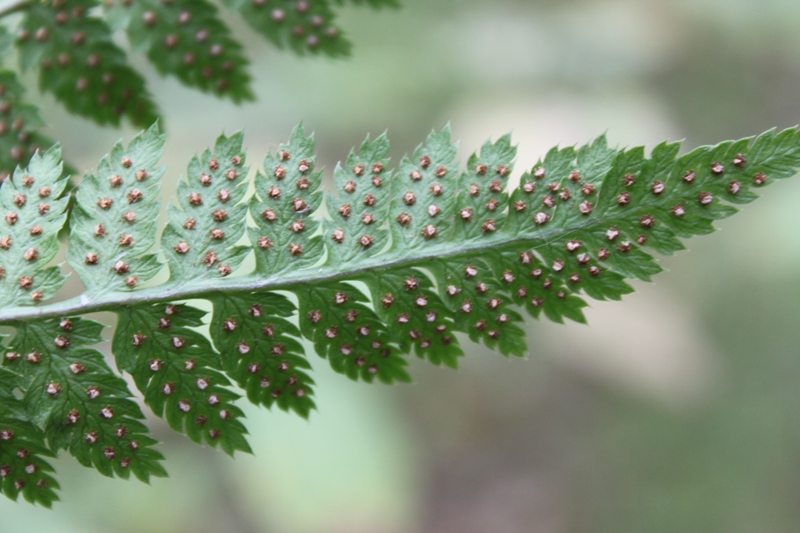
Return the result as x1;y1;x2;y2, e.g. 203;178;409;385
104;0;253;102
337;0;400;6
0;69;56;182
16;0;159;127
0;145;69;305
0;28;60;182
5;317;165;480
220;0;388;57
0;367;59;507
2;0;398;128
210;292;317;417
66;124;166;296
113;303;251;455
1;123;799;503
163;130;250;281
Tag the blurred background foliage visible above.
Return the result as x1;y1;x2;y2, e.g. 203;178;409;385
3;0;800;531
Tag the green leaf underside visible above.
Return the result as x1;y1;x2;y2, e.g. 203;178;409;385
2;0;396;128
211;0;391;57
113;303;251;455
221;0;352;57
104;0;253;102
2;123;800;503
66;124;166;297
0;26;74;189
0;145;69;306
16;0;160;127
2;317;166;504
0;69;57;182
0;367;59;507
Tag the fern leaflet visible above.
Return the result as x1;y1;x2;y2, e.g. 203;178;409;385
1;123;799;504
2;0;399;126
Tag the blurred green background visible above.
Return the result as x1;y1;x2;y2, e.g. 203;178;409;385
4;0;800;531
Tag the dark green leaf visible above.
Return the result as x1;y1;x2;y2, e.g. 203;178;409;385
16;0;159;127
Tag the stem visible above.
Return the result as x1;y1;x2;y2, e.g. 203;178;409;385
0;225;583;324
